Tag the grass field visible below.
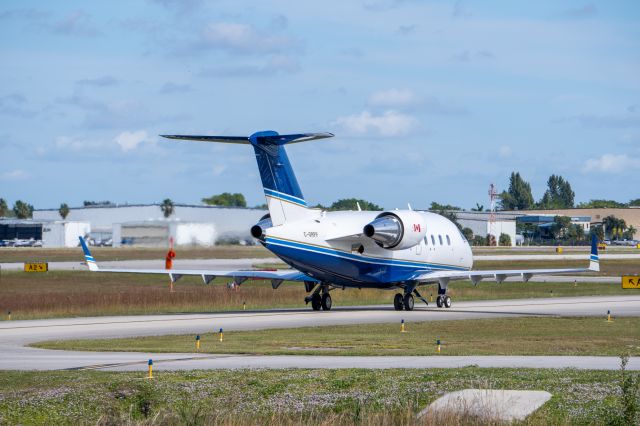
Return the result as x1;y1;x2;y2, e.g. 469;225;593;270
0;245;274;263
0;269;633;320
0;367;637;425
33;317;640;357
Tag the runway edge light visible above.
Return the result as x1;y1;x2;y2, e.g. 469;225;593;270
436;339;441;354
606;310;613;322
219;328;224;342
196;335;200;351
147;359;153;379
401;319;406;333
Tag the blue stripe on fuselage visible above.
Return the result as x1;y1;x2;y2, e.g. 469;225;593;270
265;236;467;285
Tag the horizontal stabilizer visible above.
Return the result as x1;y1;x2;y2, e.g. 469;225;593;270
162;132;333;145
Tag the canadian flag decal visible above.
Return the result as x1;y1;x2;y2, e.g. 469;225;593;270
413;224;421;232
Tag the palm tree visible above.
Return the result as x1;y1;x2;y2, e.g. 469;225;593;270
160;199;174;218
59;203;70;220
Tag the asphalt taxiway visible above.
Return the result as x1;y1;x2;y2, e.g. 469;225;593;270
1;296;638;371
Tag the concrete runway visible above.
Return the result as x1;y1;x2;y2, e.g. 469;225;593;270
1;296;639;371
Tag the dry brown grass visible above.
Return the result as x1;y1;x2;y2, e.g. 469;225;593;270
0;245;274;263
0;268;632;320
0;271;390;319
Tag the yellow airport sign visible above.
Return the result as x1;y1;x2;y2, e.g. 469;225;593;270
622;276;640;289
24;262;48;272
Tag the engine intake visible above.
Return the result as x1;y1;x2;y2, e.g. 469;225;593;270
363;211;427;250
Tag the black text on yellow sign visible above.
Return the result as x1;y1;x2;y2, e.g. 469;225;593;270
622;276;640;289
24;262;48;272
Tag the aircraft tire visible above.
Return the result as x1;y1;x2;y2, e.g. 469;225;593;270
436;295;443;308
403;293;414;311
321;293;332;311
311;294;322;311
444;295;452;308
393;293;404;310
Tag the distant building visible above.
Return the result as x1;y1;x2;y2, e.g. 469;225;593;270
0;219;90;248
33;204;267;247
516;215;591;239
505;208;639;239
453;211;518;246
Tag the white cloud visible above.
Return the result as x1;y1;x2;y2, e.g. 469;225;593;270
368;89;419;108
1;169;30;181
199;22;297;55
114;130;151;152
333;110;416;137
583;153;638;173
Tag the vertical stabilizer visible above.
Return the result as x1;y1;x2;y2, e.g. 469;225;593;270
161;131;333;226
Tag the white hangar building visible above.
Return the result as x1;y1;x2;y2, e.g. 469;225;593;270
33;204;267;247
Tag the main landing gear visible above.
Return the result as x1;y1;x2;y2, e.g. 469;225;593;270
306;283;332;311
435;294;452;308
393;292;416;311
393;286;452;310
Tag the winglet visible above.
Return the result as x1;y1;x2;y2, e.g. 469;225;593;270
79;236;99;271
589;233;600;272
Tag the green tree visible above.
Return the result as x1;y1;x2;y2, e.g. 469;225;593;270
58;203;70;220
461;227;474;241
565;224;585;244
499;233;511;246
0;198;7;217
429;201;462;211
472;235;486;246
329;198;383;211
577;199;626;208
160;199;174;218
13;200;34;219
499;172;534;210
83;200;113;206
538;175;575;209
471;203;484;212
603;215;626;240
624;225;637;240
550;216;572;239
201;192;247;207
629;198;640;207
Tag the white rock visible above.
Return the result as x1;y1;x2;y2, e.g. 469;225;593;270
418;389;552;422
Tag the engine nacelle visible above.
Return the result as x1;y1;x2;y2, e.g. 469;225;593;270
363;211;427;250
250;214;272;240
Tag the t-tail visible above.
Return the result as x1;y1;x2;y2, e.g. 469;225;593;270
162;131;333;226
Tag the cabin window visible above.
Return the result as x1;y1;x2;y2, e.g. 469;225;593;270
431;235;436;245
424;236;428;245
438;235;443;245
446;235;451;245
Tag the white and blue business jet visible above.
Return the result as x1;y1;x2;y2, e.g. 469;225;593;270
80;131;600;311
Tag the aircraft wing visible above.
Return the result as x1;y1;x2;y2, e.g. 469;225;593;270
413;234;601;285
79;237;317;287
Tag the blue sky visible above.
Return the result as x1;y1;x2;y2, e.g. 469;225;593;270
1;0;639;210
